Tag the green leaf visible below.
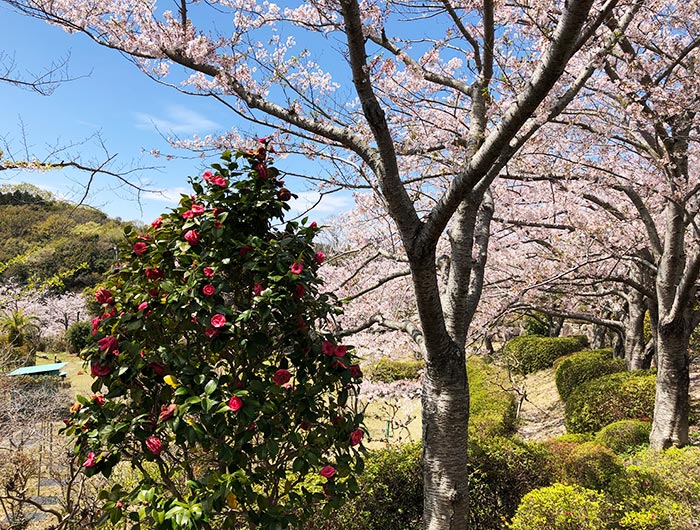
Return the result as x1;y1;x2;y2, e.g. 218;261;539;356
204;379;217;396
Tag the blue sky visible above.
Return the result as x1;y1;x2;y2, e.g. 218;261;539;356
0;6;354;224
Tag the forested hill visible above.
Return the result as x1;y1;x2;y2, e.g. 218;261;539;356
0;184;135;291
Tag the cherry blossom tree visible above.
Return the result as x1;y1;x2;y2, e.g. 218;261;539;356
1;0;647;527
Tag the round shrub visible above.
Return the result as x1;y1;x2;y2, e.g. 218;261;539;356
365;358;424;382
595;420;651;454
565;371;655;433
555;350;625;401
65;321;92;354
617;495;692;530
508;483;610;530
563;442;624;492
504;335;589;375
469;436;554;529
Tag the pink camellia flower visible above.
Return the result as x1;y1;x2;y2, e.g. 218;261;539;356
228;396;243;411
84;452;97;468
294;284;305;298
138;301;149;312
191;204;205;215
256;162;269;179
159;403;177;422
203;267;215;278
97;336;119;353
211;313;227;328
349;364;362;378
205;327;219;338
202;284;216;296
273;369;291;386
350;429;363;446
290;262;304;275
92;395;105;406
314;252;325;265
145;268;164;280
212;176;228;187
322;341;336;356
145;436;163;455
95;287;114;305
149;362;166;376
335;345;347;357
181;210;195;219
184;229;201;245
133;241;148;255
253;282;263;296
90;363;111;377
91;316;100;334
202;170;214;181
151;217;163;229
320;465;336;479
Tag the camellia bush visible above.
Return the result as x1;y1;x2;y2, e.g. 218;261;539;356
63;146;365;530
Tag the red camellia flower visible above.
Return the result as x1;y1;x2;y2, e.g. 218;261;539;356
228;396;243;411
90;363;111;377
84;452;97;468
202;284;216;296
314;251;325;265
350;429;363;446
310;221;318;228
256;162;269;179
92;394;105;406
133;241;148;255
253;282;263;296
95;287;114;305
211;313;227;328
205;326;219;338
159;403;177;422
91;316;100;334
97;336;119;353
203;268;215;279
184;229;201;245
335;345;347;357
349;364;362;378
145;436;163;455
138;301;149;311
151;217;163;229
290;262;304;275
320;465;336;479
294;284;305;298
145;268;164;280
149;362;166;376
273;369;291;386
322;341;336;356
239;245;253;257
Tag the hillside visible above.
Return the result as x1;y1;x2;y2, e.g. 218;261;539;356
0;183;134;290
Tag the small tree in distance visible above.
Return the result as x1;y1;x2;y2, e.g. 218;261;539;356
64;145;365;529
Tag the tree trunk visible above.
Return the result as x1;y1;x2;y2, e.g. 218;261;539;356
650;319;690;449
549;316;564;337
591;323;607;349
625;290;649;370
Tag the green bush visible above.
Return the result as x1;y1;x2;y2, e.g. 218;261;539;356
565;371;655;433
562;442;624;492
469;436;553;529
555;350;626;401
616;495;692;530
65;321;92;354
508;483;610;530
504;335;589;374
365;358;424;382
595;420;651;454
468;356;517;436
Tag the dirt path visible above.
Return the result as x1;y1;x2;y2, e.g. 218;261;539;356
515;368;567;441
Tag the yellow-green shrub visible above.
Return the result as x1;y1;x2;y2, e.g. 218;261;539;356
555;350;625;401
595;420;651;454
365;358;424;382
468;355;517;436
504;335;589;374
562;442;624;492
617;495;692;530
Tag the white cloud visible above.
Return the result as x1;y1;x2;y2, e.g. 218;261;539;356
287;191;354;220
143;186;190;204
134;105;219;134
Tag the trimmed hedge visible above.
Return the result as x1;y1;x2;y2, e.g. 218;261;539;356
565;371;655;434
468;356;517;436
595;420;651;454
562;442;625;492
504;335;589;374
555;349;625;401
508;483;610;530
365;358;424;382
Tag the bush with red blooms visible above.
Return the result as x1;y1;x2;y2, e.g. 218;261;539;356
63;146;365;529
